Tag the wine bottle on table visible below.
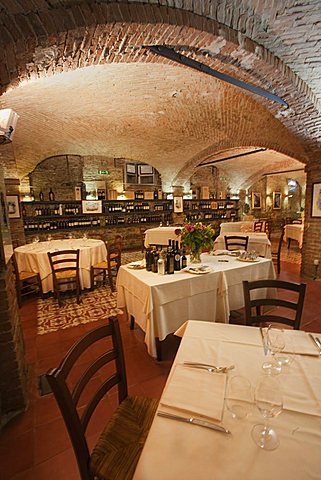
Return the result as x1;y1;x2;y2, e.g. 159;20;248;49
181;248;187;269
167;244;175;275
174;240;181;271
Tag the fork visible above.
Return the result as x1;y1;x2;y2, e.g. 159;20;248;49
183;362;235;373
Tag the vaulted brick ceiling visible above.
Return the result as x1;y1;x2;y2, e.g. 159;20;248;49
1;1;319;191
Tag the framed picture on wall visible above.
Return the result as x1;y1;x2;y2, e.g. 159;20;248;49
6;195;21;219
273;192;282;209
251;192;261;209
311;182;321;218
173;196;183;213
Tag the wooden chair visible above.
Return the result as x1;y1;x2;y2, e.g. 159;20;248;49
12;253;43;307
47;249;81;307
292;219;302;224
264;221;271;239
224;235;249;251
243;279;306;330
254;221;263;232
271;228;284;274
90;242;121;292
46;316;158;480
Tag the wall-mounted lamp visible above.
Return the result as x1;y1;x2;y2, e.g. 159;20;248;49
0;108;19;144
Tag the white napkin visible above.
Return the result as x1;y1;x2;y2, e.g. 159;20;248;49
284;331;321;357
160;364;226;421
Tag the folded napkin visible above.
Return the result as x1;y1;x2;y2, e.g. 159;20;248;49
284;331;320;356
160;364;226;421
212;250;229;256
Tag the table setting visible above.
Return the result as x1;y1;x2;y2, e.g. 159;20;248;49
133;321;321;479
14;238;107;292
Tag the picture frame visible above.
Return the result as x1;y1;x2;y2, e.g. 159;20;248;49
251;192;261;209
6;195;21;219
82;200;102;214
311;182;321;218
273;191;282;210
173;196;183;213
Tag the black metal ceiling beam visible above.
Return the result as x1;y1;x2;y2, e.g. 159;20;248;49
147;45;289;108
200;148;267;166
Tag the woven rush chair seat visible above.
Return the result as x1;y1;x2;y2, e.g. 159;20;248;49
91;242;121;291
12;253;43;307
46;317;158;480
90;395;158;479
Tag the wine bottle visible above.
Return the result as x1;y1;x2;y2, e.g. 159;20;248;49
167;245;175;274
39;190;44;201
49;188;55;201
157;250;165;275
174;240;181;271
181;248;187;269
151;248;159;273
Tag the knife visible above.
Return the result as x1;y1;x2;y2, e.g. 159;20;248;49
309;334;321;354
157;411;231;434
260;327;268;355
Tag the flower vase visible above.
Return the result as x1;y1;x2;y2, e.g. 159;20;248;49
190;248;202;264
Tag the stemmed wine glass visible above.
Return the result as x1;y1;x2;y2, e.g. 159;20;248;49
226;375;253;419
251;375;283;450
262;328;285;375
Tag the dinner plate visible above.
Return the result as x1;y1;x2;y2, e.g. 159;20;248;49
127;262;145;269
185;266;212;274
236;257;259;263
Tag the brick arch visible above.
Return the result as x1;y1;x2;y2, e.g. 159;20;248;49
0;1;319;155
172;136;308;189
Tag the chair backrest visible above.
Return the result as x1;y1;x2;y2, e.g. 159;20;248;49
114;234;123;250
254;221;263;232
107;243;121;271
292;219;302;224
224;235;249;251
243;279;306;330
46;317;128;480
48;249;80;278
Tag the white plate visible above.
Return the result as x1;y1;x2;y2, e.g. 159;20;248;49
185;266;212;274
236;257;259;263
127;262;145;269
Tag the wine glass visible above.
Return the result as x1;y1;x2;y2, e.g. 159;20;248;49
226;375;253;419
262;328;285;375
252;375;283;450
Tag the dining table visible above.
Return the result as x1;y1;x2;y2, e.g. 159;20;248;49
133;320;321;480
284;224;304;249
214;232;272;258
14;238;107;293
219;220;255;234
116;253;275;359
144;226;181;248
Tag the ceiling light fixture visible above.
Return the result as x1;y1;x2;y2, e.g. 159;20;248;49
147;45;289;108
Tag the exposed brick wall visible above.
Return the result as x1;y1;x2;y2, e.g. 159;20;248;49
5;179;25;248
0;265;28;428
302;159;321;279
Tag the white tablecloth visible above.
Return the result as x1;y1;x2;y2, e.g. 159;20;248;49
133;321;321;480
116;254;275;357
219;221;254;234
144;227;181;248
214;232;271;258
14;239;107;293
284;224;304;248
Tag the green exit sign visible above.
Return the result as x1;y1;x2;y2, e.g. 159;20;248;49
97;169;110;175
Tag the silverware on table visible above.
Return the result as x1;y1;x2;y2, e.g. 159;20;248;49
157;411;231;434
308;333;321;354
183;362;235;373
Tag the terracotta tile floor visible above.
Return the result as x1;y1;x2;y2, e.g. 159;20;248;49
1;254;321;480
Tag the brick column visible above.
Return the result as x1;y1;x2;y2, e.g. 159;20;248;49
301;156;321;279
